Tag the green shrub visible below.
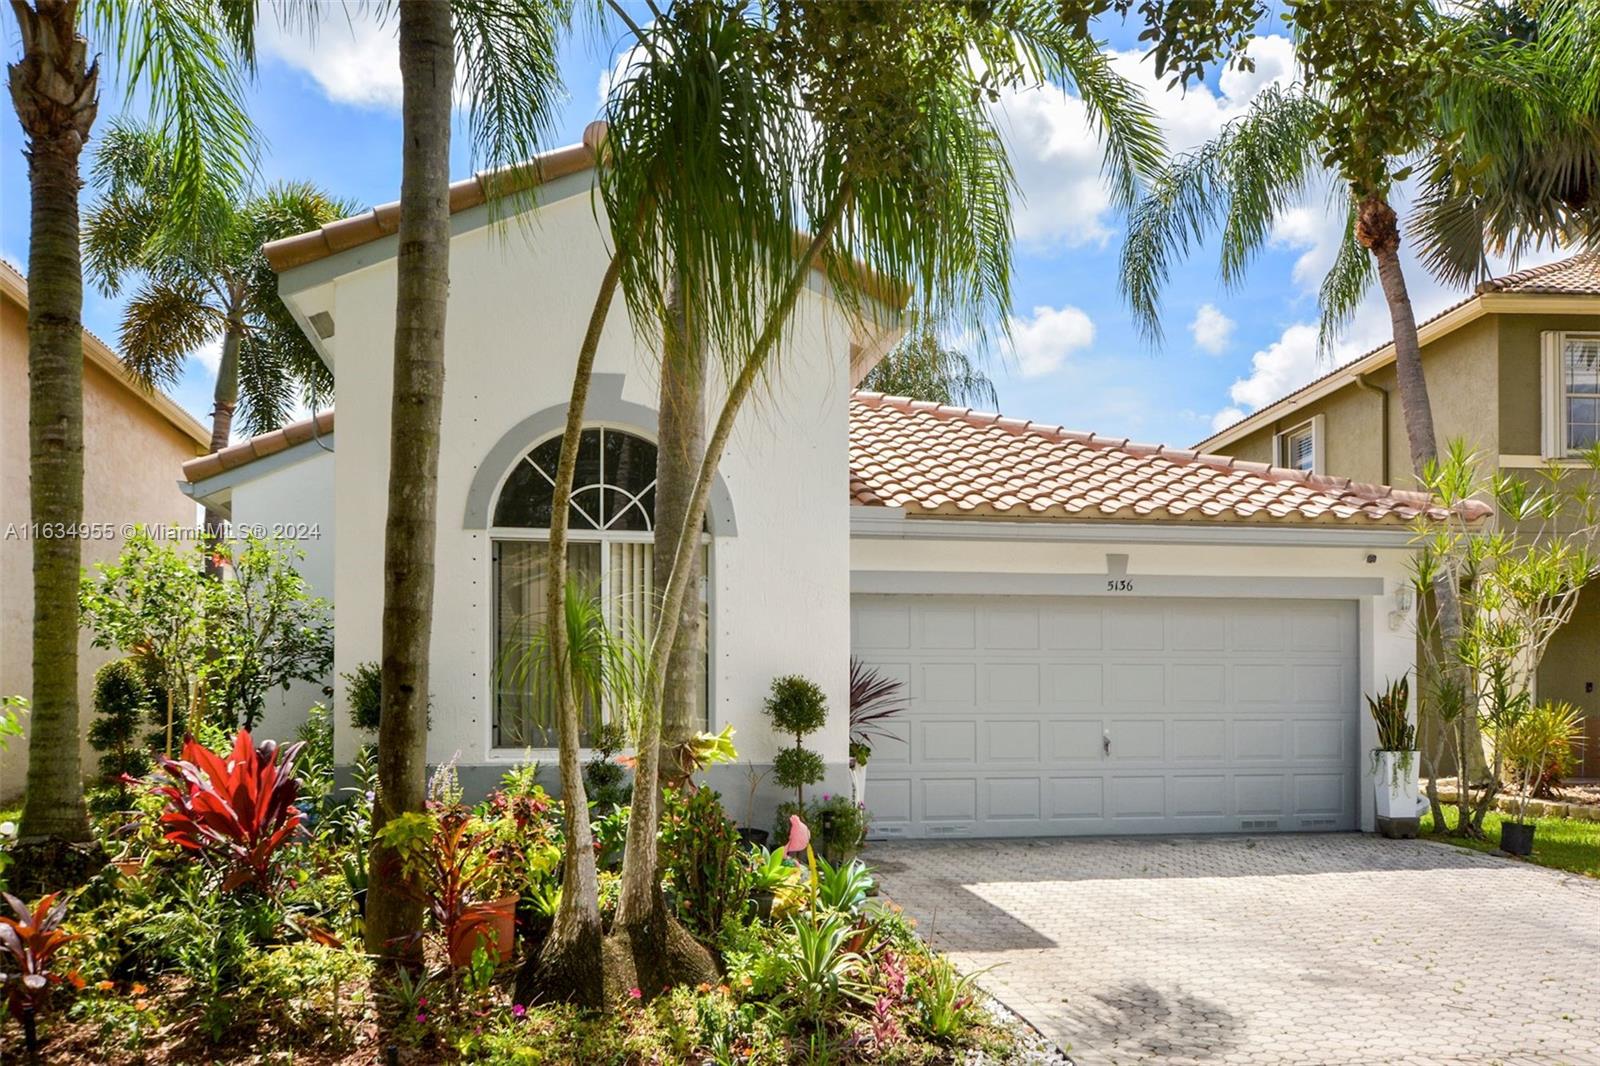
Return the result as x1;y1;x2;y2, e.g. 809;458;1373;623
584;720;633;812
344;661;382;732
88;660;152;811
661;787;749;937
772;746;826;795
808;794;869;863
241;942;373;1051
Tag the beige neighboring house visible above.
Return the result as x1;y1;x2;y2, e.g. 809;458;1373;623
1198;251;1600;777
0;260;210;802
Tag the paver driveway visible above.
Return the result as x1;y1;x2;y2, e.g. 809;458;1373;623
870;834;1600;1066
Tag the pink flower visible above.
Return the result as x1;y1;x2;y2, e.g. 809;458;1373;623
416;1013;427;1024
512;1003;526;1019
628;987;643;1000
782;814;811;854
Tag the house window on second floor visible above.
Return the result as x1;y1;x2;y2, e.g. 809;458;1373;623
1541;332;1600;458
1273;415;1323;474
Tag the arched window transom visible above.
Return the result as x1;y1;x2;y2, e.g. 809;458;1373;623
494;428;660;532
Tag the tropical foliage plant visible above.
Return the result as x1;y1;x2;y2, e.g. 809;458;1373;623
0;891;82;1044
1501;701;1586;817
848;658;907;767
148;731;307;893
1366;677;1416;754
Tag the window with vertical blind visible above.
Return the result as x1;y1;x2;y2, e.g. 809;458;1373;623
1273;415;1323;474
1544;332;1600;457
490;428;708;749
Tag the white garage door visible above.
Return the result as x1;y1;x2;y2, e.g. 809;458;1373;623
852;595;1360;838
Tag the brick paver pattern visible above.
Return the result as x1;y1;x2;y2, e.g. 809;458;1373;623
871;834;1600;1066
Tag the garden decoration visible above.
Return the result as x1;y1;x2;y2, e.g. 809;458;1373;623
1366;677;1424;838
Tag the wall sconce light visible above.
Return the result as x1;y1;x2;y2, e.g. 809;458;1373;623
1394;586;1414;612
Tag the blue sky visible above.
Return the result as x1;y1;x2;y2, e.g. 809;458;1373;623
0;5;1563;451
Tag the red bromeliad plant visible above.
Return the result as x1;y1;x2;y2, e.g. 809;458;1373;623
149;730;306;892
0;892;83;1024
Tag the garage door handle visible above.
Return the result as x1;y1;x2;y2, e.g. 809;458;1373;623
1103;731;1111;756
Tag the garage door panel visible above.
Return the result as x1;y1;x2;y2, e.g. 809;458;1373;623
1171;719;1227;761
1109;719;1165;760
1049;776;1105;819
1233;719;1287;760
922;778;978;821
985;663;1040;703
987;777;1043;821
919;719;977;763
1110;776;1166;818
985;720;1042;762
1110;662;1166;703
920;606;977;648
1042;606;1103;650
1172;774;1228;817
985;606;1041;649
1049;719;1105;761
872;717;913;766
920;662;976;703
1047;664;1102;703
853;596;1358;838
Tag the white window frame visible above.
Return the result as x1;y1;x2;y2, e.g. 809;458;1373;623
1541;330;1600;459
1272;414;1325;475
483;427;715;758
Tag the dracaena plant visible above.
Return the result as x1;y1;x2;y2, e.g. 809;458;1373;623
0;892;83;1024
149;730;306;893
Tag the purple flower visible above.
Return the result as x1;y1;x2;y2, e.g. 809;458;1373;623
512;1004;526;1019
416;1012;427;1024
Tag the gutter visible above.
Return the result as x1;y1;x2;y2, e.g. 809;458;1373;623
848;508;1421;549
1354;372;1391;485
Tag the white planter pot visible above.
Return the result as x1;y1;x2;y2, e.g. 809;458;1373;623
1373;750;1424;836
850;762;867;806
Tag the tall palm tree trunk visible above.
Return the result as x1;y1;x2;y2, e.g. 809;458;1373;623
518;255;621;1009
1359;194;1478;832
612;192;851;992
10;0;97;849
365;0;454;962
656;276;706;762
203;308;245;547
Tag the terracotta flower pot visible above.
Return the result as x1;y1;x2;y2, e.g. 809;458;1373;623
111;858;144;880
450;895;517;968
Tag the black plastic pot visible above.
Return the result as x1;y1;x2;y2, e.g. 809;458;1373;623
738;827;770;848
1500;820;1536;856
751;889;775;921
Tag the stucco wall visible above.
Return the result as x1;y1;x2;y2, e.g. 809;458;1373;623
298;192;855;787
1538;582;1600;779
0;296;203;802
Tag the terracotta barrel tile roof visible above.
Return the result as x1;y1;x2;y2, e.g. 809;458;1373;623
185;394;1488;528
181;409;335;483
848;391;1488;525
1476;251;1600;295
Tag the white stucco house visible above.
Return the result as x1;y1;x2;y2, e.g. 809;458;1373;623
181;135;1458;838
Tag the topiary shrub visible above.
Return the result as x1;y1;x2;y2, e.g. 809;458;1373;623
764;674;828;808
584;720;633;813
88;659;152;813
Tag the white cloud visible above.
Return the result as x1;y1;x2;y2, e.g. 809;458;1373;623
1225;322;1322;412
993;36;1297;255
1210;406;1247;433
1188;303;1235;354
191;335;223;375
1009;304;1095;378
260;6;402;110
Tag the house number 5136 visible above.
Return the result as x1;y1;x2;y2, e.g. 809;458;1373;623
1105;578;1135;592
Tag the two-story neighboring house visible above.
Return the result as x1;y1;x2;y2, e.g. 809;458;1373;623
1198;252;1600;778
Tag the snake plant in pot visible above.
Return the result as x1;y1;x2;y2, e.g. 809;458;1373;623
1367;677;1423;838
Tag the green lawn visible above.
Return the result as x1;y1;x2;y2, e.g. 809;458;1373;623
1422;808;1600;878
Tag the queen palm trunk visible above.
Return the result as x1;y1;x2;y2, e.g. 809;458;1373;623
518;256;621;1009
1359;194;1478;832
203;308;245;547
10;0;98;846
611;194;850;992
656;276;706;763
364;0;455;961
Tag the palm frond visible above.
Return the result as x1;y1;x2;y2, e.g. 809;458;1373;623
1318;196;1375;356
235;330;299;436
859;308;998;408
452;0;572;183
1120;84;1321;345
86;0;259;241
118;277;219;390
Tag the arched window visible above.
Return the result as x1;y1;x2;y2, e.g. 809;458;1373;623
491;428;707;748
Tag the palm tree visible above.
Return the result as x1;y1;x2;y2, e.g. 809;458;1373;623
84;120;354;541
364;0;570;962
576;0;1164;997
859;308;999;408
1118;0;1590;838
8;0;256;859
